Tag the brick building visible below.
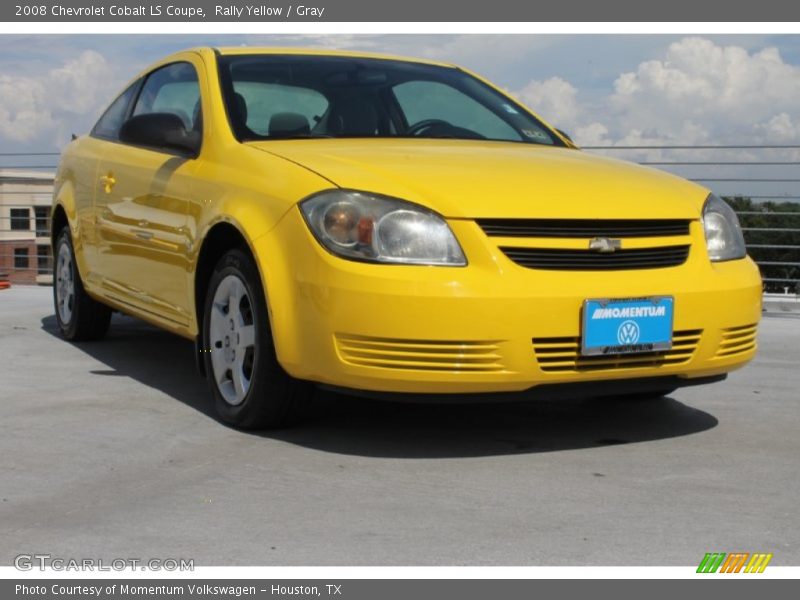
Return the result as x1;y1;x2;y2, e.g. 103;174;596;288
0;170;54;285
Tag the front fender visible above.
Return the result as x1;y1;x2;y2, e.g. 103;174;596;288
52;173;93;280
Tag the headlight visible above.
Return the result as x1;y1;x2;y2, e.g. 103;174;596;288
702;194;746;262
300;190;467;266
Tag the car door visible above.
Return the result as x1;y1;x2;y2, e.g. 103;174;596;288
94;62;201;329
67;80;142;287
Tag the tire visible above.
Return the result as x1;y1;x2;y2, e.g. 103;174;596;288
53;227;112;341
202;249;312;429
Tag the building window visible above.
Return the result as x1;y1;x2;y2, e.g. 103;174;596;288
14;247;29;269
10;208;30;231
37;244;51;275
34;206;50;237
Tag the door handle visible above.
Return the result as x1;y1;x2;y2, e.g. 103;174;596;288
132;229;153;240
99;173;116;194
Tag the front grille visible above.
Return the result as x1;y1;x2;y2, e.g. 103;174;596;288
477;218;692;238
335;334;505;372
533;329;702;373
715;324;757;358
499;245;690;271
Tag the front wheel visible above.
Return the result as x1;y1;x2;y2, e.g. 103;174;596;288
202;249;312;429
53;228;111;341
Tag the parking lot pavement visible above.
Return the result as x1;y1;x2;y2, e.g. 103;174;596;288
0;285;798;566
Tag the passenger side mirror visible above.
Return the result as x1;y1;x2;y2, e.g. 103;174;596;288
119;113;200;157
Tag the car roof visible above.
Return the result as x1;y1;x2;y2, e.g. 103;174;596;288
119;47;462;106
207;46;456;69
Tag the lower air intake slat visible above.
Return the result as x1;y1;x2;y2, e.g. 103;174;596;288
336;335;505;373
715;324;758;358
532;329;702;373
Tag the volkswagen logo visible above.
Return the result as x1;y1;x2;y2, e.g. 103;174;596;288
617;320;640;344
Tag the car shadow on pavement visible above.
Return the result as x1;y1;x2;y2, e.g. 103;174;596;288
42;313;719;459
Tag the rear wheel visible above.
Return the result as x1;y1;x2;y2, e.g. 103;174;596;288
202;249;311;429
53;228;111;341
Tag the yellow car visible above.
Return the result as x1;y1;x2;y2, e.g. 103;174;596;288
52;47;762;428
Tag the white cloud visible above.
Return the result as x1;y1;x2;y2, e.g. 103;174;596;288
0;50;115;146
572;122;611;147
758;112;800;141
514;77;580;128
267;34;557;69
512;78;616;146
512;37;800;150
608;38;800;145
2;36;800;158
0;76;52;142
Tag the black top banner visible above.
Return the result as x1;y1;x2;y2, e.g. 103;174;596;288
4;0;800;22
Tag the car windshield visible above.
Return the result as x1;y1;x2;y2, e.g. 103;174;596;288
217;54;563;146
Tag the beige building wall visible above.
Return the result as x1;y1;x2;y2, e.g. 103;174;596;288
0;170;55;285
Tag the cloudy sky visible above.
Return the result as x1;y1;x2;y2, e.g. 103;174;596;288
2;34;799;199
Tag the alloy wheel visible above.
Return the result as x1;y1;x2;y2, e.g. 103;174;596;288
208;274;257;406
56;241;75;325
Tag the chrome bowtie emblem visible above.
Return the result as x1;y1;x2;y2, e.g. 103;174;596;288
589;237;622;253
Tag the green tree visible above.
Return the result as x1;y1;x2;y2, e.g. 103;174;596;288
724;196;800;293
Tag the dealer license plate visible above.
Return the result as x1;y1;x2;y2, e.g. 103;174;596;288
581;296;674;356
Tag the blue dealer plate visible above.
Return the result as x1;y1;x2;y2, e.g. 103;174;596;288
581;297;674;356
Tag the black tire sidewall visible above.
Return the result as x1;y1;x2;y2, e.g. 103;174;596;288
54;230;79;339
202;249;286;428
53;227;111;341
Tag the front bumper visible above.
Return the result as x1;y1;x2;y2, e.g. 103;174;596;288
254;209;762;395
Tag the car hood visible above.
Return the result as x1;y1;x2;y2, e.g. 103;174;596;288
249;139;708;220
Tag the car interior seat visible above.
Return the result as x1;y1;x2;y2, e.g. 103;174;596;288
268;112;311;137
327;97;379;137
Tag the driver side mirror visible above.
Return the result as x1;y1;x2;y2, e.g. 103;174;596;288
119;113;200;157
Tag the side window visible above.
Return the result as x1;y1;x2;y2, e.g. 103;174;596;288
232;82;328;136
132;62;202;132
10;208;30;231
393;81;522;142
91;81;140;140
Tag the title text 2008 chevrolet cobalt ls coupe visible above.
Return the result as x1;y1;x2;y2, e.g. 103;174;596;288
52;48;761;428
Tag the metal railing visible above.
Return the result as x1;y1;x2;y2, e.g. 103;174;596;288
585;144;800;291
2;147;800;292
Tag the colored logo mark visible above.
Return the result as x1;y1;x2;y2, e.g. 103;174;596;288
617;320;640;344
696;552;773;573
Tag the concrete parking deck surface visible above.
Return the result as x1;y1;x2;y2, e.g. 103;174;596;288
1;285;798;566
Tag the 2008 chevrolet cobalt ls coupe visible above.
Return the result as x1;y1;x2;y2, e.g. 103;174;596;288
52;47;761;428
